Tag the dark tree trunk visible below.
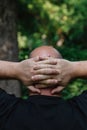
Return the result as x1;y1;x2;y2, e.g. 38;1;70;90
0;0;21;97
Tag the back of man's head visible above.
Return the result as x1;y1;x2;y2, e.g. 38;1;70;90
29;46;62;96
30;46;62;59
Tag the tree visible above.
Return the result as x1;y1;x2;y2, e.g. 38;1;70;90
0;0;21;97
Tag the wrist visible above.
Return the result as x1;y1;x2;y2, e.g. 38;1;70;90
14;62;22;80
72;61;87;78
0;61;19;79
71;61;81;79
8;62;19;79
69;62;78;79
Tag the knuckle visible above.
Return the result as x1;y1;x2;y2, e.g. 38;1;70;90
30;69;34;74
52;70;56;73
52;80;58;84
32;76;38;81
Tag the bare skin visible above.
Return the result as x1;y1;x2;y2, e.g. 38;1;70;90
0;57;59;90
1;46;87;95
28;46;87;95
28;46;63;96
33;58;75;94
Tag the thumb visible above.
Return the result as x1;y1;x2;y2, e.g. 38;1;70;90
27;86;41;94
51;86;64;94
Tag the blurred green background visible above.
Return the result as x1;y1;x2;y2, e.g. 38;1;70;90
17;0;87;99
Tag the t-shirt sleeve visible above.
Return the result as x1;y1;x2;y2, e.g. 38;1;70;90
0;88;19;128
70;90;87;117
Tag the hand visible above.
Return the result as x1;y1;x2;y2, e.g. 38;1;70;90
16;57;59;89
51;59;75;94
32;58;75;94
27;58;60;93
16;57;40;86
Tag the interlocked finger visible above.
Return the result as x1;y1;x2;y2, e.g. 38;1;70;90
34;64;56;70
28;86;41;93
35;84;46;89
35;69;59;75
38;79;58;85
38;59;57;65
32;75;53;81
51;86;64;94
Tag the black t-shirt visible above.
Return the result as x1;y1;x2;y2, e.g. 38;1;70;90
0;89;87;130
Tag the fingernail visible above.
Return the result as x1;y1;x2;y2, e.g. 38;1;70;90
31;76;34;80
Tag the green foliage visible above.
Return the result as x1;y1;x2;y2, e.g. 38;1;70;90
18;0;87;46
57;45;87;61
17;0;87;99
57;45;87;99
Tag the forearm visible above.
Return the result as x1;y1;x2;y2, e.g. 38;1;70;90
73;61;87;78
0;61;18;79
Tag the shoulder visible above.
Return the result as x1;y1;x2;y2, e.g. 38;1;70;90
68;90;87;115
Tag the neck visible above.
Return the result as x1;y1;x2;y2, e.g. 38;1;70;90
29;88;61;97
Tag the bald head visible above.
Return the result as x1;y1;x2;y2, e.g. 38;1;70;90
30;46;62;58
29;46;62;96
